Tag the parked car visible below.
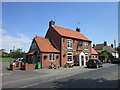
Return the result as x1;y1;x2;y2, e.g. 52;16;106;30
86;59;103;68
111;58;120;63
14;58;24;62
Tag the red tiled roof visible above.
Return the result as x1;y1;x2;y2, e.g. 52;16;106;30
108;46;116;52
34;36;59;53
94;44;104;50
26;52;34;55
52;26;91;41
91;47;98;55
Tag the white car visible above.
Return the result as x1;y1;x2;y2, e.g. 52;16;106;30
14;58;23;62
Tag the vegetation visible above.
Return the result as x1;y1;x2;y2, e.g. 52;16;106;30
1;48;26;62
9;51;25;59
99;51;113;59
0;57;14;62
2;52;9;57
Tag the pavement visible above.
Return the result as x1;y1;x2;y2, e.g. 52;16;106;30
1;62;119;88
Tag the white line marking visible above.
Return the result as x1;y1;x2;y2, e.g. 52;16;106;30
20;83;39;88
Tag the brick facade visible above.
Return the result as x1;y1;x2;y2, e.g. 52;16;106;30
41;53;60;68
26;20;98;69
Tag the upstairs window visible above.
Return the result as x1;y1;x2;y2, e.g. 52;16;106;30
84;42;88;49
67;39;72;49
77;41;82;50
49;54;54;61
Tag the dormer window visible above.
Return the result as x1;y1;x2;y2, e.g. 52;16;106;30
67;39;72;49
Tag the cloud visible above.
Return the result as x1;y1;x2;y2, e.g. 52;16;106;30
1;31;32;53
0;29;5;34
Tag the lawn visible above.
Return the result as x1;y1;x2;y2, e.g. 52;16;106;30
0;57;14;62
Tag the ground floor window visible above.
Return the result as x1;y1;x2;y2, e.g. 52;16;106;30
67;52;73;62
49;54;54;61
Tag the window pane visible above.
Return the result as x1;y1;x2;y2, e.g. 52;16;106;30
68;56;72;61
68;53;72;55
50;54;54;60
67;39;72;48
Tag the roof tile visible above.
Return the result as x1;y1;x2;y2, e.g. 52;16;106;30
35;36;59;53
91;47;98;54
94;44;104;50
52;26;91;41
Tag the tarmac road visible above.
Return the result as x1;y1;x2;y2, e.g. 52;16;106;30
2;63;119;89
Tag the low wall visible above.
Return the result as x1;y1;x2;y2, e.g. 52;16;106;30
23;63;37;70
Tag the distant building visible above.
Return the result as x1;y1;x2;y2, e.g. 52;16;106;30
94;41;119;58
90;47;98;59
0;49;6;56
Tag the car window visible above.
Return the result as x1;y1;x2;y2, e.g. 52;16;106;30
95;60;101;63
88;60;94;62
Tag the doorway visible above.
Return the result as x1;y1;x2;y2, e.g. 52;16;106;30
81;56;84;66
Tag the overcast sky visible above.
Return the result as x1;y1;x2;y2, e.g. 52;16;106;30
1;2;118;52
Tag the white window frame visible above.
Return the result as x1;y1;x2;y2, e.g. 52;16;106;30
92;55;94;58
67;39;73;49
49;54;54;61
84;42;88;50
67;52;73;63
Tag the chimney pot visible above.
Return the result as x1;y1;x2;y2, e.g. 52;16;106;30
93;44;95;48
111;44;113;48
104;41;107;46
76;27;80;32
49;20;55;27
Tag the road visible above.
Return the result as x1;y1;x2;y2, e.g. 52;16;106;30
2;63;119;89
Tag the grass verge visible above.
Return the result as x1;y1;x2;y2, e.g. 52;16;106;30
0;57;14;62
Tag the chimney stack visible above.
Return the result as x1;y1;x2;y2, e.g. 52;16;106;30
49;20;55;27
111;44;113;48
76;27;80;32
104;41;107;46
93;44;95;48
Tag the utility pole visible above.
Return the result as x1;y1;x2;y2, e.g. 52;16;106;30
114;40;116;58
13;46;15;52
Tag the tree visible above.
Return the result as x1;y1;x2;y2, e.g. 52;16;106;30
99;51;113;59
9;49;25;59
2;52;9;57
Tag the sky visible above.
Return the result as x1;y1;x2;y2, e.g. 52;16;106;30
1;2;118;53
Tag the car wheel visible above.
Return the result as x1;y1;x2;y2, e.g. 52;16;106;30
96;65;99;68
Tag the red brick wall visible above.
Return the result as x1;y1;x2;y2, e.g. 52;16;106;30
24;63;37;70
45;27;61;50
45;27;92;67
41;53;60;68
61;37;92;66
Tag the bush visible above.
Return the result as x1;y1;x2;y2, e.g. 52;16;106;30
9;49;25;59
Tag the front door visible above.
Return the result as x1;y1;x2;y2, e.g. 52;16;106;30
81;56;84;66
